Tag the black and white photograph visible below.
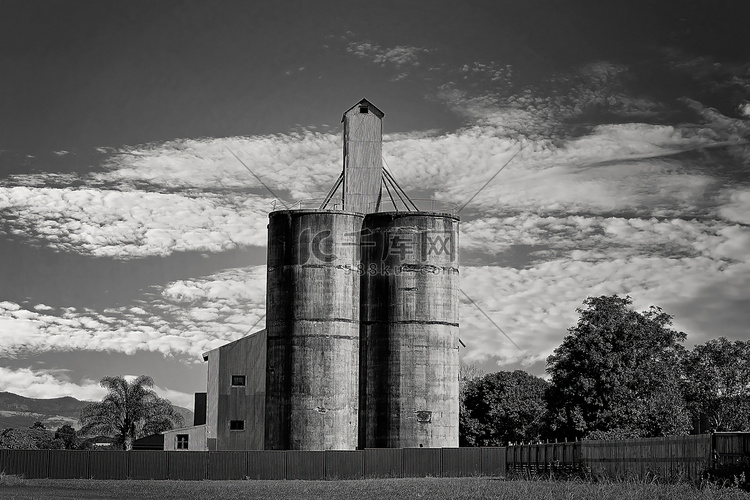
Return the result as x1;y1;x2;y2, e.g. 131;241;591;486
1;1;749;498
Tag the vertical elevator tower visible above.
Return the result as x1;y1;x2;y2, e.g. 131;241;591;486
265;98;459;450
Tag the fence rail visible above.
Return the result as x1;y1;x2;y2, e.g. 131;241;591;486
1;433;747;481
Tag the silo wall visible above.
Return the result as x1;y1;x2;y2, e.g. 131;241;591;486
360;212;460;448
265;210;363;450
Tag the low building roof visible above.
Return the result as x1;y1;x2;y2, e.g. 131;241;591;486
162;424;206;435
201;329;266;361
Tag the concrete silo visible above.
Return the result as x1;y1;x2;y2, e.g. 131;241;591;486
263;97;458;451
264;210;363;450
360;211;460;449
264;99;386;450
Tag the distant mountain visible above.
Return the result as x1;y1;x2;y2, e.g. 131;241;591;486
0;392;194;431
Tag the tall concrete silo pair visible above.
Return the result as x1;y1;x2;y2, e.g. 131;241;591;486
264;99;459;450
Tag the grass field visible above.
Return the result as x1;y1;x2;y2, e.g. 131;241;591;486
1;477;749;500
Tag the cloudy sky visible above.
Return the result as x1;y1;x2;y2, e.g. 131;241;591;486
1;1;749;409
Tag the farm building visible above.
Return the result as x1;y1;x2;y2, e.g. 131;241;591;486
165;99;460;451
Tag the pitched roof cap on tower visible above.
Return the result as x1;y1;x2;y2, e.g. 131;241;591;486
341;98;384;122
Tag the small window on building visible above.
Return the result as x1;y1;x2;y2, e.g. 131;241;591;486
231;375;246;387
359;106;369;113
229;420;245;431
176;434;189;449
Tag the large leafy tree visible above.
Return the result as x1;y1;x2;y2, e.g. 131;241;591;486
683;337;750;432
80;375;184;450
546;295;690;439
460;370;549;446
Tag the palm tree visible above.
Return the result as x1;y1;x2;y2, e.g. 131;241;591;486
80;375;184;451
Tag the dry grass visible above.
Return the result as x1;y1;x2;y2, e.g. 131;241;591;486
0;477;749;500
0;471;25;486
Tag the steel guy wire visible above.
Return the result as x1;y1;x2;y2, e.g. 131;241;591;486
226;147;290;210
456;145;523;214
460;288;524;352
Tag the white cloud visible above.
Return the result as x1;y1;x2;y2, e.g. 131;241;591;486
462;213;747;265
0;366;194;409
0;366;105;401
97;133;342;198
0;96;736;261
384;123;722;217
717;188;750;225
459;255;750;370
0;267;266;360
8;252;743;381
0;186;270;258
438;61;664;138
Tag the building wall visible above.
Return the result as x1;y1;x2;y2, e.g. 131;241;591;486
163;425;207;451
206;329;267;450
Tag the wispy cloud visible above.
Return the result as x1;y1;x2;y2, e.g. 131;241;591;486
0;267;266;360
346;42;429;67
0;187;270;258
0;365;194;407
460;256;750;368
716;188;750;224
0;366;105;401
462;214;747;264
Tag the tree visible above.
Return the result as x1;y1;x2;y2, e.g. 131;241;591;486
460;370;549;446
80;375;184;451
683;337;750;432
55;424;78;449
459;362;485;398
546;295;691;439
0;427;65;449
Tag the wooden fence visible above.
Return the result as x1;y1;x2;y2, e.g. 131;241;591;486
713;432;750;469
1;433;747;481
506;441;580;474
509;433;748;483
0;447;505;480
581;435;712;482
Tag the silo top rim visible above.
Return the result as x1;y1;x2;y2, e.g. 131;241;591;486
365;211;460;221
341;98;384;122
269;209;366;218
